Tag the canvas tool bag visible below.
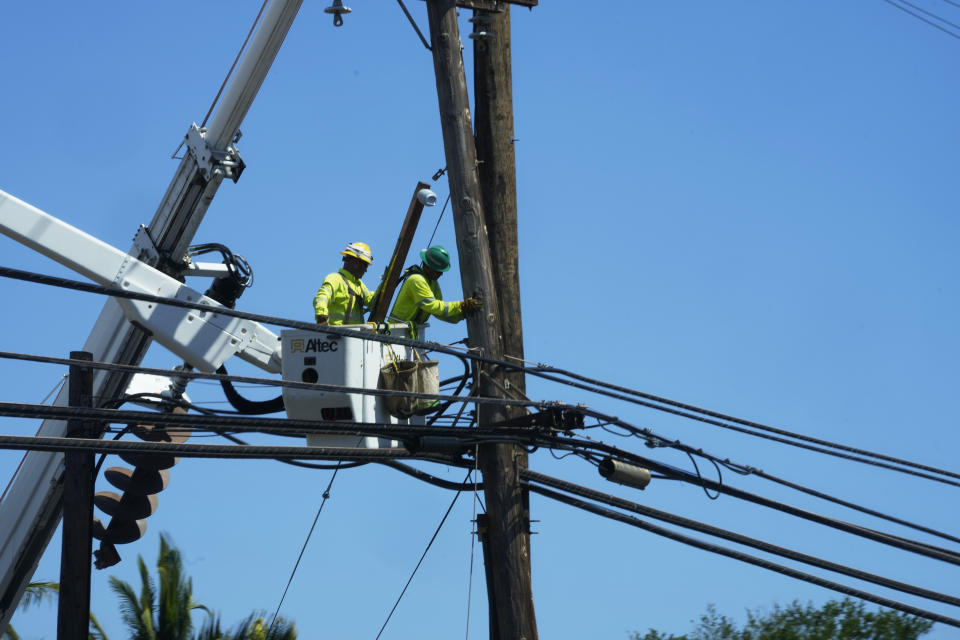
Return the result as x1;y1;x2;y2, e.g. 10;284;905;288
378;350;441;418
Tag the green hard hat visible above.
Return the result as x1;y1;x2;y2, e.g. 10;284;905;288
420;245;451;272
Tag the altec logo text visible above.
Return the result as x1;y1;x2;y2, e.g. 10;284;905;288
289;338;339;353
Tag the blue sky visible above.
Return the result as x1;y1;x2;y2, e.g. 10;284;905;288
1;1;958;638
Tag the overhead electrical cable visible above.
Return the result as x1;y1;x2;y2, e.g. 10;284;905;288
538;435;960;565
528;483;960;629
0;433;414;462
270;467;340;631
200;0;270;127
375;470;471;640
6;344;957;551
882;0;960;40
3;264;957;486
532;365;960;484
211;429;366;471
0;350;535;414
522;470;960;608
0;402;540;450
571;402;960;490
379;460;479;490
602;421;960;544
396;0;432;51
464;445;481;640
891;0;960;29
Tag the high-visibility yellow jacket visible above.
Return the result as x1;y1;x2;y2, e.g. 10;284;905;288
313;269;374;325
389;267;465;325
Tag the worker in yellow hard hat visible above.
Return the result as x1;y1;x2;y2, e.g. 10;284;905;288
313;242;376;325
389;245;481;330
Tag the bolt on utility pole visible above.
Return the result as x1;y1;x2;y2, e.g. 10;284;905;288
425;2;538;639
57;351;95;640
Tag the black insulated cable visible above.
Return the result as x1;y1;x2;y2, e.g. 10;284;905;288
535;435;960;566
215;364;284;415
608;421;960;546
379;460;479;491
532;365;960;485
522;470;960;609
3;264;957;486
528;483;960;629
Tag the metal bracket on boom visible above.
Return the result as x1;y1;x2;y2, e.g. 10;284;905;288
185;124;246;183
132;226;161;264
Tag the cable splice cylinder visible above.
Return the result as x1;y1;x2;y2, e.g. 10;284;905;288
598;457;651;491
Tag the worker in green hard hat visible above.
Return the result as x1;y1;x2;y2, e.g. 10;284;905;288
389;245;481;327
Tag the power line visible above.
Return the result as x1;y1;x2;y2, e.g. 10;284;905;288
601;422;960;544
6;346;958;561
270;467;340;630
6;351;959;560
0;401;538;446
375;470;471;639
883;0;960;40
523;470;960;609
528;483;960;629
533;367;960;484
893;0;960;29
3;264;957;490
0;433;412;461
200;0;270;127
0;350;533;414
539;436;960;566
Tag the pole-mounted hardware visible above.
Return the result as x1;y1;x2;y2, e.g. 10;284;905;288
324;0;351;27
598;457;652;491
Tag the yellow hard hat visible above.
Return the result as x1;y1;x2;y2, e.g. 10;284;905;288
341;242;373;265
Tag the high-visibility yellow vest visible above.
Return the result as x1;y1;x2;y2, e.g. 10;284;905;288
389;268;464;325
313;269;374;325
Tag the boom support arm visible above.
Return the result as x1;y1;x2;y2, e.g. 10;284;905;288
0;191;282;374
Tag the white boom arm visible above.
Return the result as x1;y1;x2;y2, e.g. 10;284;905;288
0;191;282;374
0;0;303;629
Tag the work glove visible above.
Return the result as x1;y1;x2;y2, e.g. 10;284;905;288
315;314;328;325
461;297;482;313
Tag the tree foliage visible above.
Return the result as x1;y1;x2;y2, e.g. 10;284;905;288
3;535;294;640
632;598;935;640
106;533;297;640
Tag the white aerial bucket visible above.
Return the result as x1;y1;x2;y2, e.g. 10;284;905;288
280;324;423;448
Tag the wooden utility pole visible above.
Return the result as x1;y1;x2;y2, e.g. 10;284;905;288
57;351;95;640
473;6;536;639
425;2;538;638
474;5;525;394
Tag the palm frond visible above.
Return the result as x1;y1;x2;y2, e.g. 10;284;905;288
108;575;148;634
19;581;59;609
88;610;110;640
228;613;298;640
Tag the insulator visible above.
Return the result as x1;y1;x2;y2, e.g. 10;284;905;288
598;457;651;490
324;0;351;27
